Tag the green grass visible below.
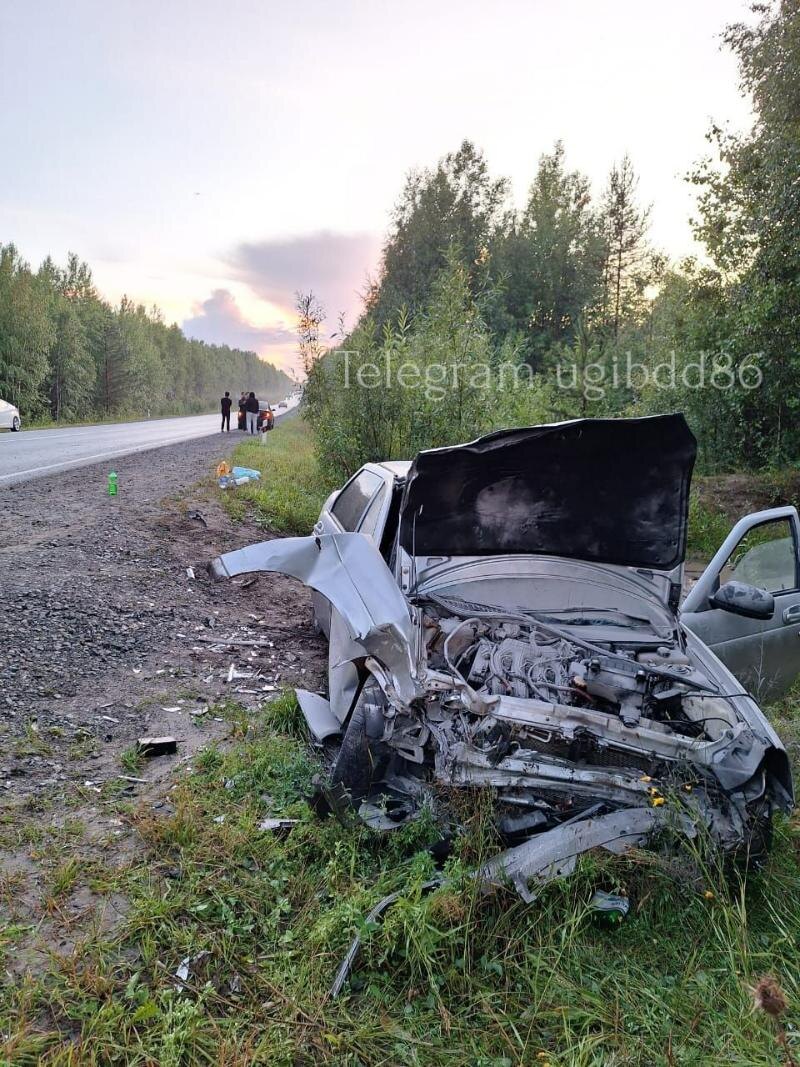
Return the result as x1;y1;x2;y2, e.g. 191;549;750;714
4;437;800;1062
222;415;335;535
686;493;732;559
120;746;144;775
2;688;799;1065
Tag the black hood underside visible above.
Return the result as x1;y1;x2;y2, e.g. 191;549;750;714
398;414;697;570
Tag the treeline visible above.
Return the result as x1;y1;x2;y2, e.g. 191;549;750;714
0;246;291;423
305;1;800;477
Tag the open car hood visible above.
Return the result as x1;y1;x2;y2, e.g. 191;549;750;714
398;414;697;571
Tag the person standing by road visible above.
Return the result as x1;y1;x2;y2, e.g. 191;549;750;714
238;391;248;431
220;391;232;432
246;391;259;435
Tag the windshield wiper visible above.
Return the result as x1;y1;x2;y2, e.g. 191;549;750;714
537;608;652;630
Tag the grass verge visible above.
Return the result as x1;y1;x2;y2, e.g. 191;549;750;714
221;416;335;535
2;688;799;1065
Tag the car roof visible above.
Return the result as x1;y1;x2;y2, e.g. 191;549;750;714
375;460;411;478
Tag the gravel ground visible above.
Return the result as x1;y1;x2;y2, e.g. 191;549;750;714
0;429;326;800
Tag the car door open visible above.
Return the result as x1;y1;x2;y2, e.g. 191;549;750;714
681;506;800;700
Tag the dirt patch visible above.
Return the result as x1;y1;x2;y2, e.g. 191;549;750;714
694;471;800;524
0;430;326;962
0;430;325;792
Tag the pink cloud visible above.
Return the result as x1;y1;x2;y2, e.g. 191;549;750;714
183;288;295;354
229;231;382;334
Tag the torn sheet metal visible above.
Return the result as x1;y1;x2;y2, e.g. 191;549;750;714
210;533;418;702
477;806;674;903
330;806;675;996
295;689;341;742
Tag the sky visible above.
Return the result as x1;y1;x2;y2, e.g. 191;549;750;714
0;0;755;373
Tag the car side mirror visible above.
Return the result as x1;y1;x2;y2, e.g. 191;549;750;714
709;580;775;620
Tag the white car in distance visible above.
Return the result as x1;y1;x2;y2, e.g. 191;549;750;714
0;399;21;431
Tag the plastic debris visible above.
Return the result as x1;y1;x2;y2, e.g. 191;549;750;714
232;466;261;482
589;890;630;923
257;817;299;836
174;950;211;989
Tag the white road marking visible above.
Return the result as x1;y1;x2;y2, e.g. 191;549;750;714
0;402;298;485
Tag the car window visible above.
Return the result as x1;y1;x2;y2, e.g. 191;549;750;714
358;485;387;539
331;470;383;531
719;518;798;593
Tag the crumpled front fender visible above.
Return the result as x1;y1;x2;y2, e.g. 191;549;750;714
210;533;419;703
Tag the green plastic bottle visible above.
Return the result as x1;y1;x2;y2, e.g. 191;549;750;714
108;471;118;496
589;890;629;924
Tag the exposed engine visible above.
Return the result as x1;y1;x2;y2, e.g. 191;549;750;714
347;599;759;867
424;605;723;736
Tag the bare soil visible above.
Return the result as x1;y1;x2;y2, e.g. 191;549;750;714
0;431;326;959
695;470;800;522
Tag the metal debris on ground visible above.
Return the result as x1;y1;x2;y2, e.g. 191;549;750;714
330;880;443;998
174;950;212;989
137;736;178;758
257;817;299;835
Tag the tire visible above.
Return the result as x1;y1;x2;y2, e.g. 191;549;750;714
11;416;20;432
329;677;388;801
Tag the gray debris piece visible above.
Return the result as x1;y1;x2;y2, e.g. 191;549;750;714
257;817;299;835
295;689;341;742
477;806;673;903
174;949;211;989
330;879;443;998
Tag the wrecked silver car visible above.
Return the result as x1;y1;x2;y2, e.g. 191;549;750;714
211;415;794;902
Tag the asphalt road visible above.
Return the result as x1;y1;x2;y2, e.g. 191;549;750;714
0;402;300;486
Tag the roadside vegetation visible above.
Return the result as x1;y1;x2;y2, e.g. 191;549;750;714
298;3;800;483
224;415;335;535
0;248;291;424
2;688;798;1065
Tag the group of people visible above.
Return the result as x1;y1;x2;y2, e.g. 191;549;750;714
220;391;271;434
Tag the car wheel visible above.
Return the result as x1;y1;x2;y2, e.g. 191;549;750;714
329;677;388;801
11;416;20;432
